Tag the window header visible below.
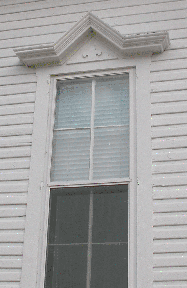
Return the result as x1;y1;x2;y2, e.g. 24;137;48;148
13;11;170;68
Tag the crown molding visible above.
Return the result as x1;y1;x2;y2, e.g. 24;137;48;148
13;11;170;68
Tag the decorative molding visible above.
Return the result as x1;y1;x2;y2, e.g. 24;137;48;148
13;11;170;67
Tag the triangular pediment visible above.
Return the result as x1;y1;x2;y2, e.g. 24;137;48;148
13;11;170;68
66;35;118;65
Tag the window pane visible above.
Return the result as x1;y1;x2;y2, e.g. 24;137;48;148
94;76;129;127
91;244;128;288
44;245;88;288
92;185;128;243
54;80;92;129
50;129;90;181
93;126;129;179
48;187;90;244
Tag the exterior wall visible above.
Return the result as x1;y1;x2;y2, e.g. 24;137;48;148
0;0;186;287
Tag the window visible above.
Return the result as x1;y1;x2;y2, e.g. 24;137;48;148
44;73;130;287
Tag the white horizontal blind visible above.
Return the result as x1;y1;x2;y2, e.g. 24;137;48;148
50;75;129;182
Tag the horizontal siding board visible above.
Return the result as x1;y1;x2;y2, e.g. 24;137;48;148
152;124;187;138
0;75;36;86
151;102;187;115
0;218;25;229
0;182;28;193
154;254;187;267
0;0;45;6
0;232;24;242
0;206;26;217
152;137;187;150
153;186;187;200
0;195;27;204
0;158;30;170
0;136;32;148
151;80;187;93
0;114;34;126
153;226;187;239
151;91;187;104
0;66;35;77
0;57;22;68
153;284;187;288
0;103;35;115
0;94;35;106
153;174;187;186
150;68;187;82
150;59;187;72
152;161;187;174
154;268;187;281
0;125;33;137
153;213;187;226
0;285;20;288
0;169;29;181
152;149;187;162
154;240;187;253
0;259;22;268
0;147;31;158
151;50;187;63
0;245;23;256
151;114;187;126
0;33;60;49
0;271;21;281
0;84;36;96
153;199;187;212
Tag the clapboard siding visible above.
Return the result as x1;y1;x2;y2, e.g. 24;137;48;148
152;114;187;126
0;0;186;24
0;158;30;170
0;136;32;148
154;253;187;267
153;226;187;239
0;0;187;286
0;257;22;268
0;232;24;243
0;195;27;204
1;5;187;39
153;186;187;200
152;161;187;174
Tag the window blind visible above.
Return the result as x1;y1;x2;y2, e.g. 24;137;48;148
50;75;129;182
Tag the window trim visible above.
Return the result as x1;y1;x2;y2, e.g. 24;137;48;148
20;57;152;288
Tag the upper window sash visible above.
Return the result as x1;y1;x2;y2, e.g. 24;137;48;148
47;69;134;188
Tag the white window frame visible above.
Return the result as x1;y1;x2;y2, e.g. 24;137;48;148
20;58;153;288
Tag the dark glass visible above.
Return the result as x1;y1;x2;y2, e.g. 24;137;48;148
92;185;128;243
91;243;128;288
48;187;90;244
44;245;88;288
44;185;128;288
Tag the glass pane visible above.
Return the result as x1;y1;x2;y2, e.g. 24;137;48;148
44;245;88;288
54;80;92;129
50;129;90;181
91;243;128;288
93;126;129;179
48;187;90;244
94;75;129;127
92;185;128;243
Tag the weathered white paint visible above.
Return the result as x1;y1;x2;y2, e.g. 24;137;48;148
0;0;186;287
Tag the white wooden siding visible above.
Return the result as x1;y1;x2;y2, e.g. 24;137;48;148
0;0;187;286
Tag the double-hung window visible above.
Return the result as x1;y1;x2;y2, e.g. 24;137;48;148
44;72;131;288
